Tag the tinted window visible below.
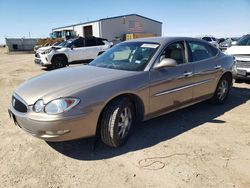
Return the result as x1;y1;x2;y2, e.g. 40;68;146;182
237;35;250;46
158;42;185;65
85;38;96;47
70;38;84;48
188;41;214;62
96;38;105;46
208;45;219;56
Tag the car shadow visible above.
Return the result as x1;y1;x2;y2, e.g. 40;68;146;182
46;86;250;160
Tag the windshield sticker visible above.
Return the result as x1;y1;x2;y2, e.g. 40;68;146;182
141;44;159;48
135;60;141;64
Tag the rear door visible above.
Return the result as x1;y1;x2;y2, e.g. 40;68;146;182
187;40;221;99
149;41;194;115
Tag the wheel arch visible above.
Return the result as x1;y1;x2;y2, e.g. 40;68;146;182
219;71;233;86
95;93;145;136
51;53;68;64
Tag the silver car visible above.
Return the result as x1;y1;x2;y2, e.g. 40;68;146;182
8;37;234;147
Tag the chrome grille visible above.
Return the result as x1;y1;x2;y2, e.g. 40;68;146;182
236;61;250;68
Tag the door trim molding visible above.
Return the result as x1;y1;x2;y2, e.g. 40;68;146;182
154;79;213;97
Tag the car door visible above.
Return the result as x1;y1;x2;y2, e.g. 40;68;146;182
187;40;221;99
68;38;86;62
149;41;194;115
83;38;100;59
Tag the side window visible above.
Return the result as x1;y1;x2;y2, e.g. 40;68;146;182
72;39;84;48
85;38;96;47
96;38;105;46
188;41;214;62
159;42;186;65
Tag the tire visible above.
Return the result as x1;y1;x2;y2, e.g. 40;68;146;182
100;98;135;147
210;75;231;104
52;55;67;69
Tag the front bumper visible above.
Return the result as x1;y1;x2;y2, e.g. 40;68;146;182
233;67;250;80
8;104;97;141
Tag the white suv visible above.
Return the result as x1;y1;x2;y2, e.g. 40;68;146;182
225;34;250;81
202;36;219;48
35;37;112;69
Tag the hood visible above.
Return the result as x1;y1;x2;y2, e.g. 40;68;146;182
226;46;250;55
15;65;139;105
37;46;51;53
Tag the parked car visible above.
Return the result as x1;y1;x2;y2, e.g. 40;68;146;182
202;36;219;48
217;38;226;44
8;37;234;147
225;34;250;81
219;38;239;51
35;37;112;69
34;42;62;61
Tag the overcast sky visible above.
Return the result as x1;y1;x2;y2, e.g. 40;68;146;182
0;0;250;44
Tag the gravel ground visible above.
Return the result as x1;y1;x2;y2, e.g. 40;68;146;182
0;47;250;188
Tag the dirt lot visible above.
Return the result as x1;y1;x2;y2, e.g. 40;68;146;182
0;47;250;188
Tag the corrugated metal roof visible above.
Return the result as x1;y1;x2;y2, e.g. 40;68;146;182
52;14;162;31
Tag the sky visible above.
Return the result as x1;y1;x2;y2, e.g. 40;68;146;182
0;0;250;44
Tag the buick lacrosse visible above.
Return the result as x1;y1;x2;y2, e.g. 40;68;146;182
8;37;234;147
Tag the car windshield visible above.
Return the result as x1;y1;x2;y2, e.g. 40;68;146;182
236;35;250;46
89;42;159;71
58;39;74;47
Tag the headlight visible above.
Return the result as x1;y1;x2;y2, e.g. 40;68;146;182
33;99;44;112
42;48;53;54
44;98;80;115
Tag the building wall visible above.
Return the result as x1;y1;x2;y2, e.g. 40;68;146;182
52;15;162;41
100;15;162;41
5;38;38;52
53;22;100;37
73;21;100;37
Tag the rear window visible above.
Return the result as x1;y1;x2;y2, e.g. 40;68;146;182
188;41;217;62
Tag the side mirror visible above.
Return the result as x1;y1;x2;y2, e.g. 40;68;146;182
70;46;74;50
154;58;177;69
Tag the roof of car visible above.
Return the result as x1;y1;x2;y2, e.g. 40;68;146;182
123;37;202;45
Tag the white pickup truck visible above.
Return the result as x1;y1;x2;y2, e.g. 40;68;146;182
225;34;250;81
35;37;112;69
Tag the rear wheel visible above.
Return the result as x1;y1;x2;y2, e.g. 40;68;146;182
211;75;231;104
52;55;67;69
100;98;135;147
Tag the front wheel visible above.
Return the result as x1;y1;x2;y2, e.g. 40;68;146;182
211;75;231;104
100;98;135;147
52;55;67;69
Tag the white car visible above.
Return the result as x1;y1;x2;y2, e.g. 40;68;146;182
202;36;219;48
35;37;112;69
225;34;250;81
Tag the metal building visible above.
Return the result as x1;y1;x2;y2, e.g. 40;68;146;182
5;38;38;52
52;14;162;42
